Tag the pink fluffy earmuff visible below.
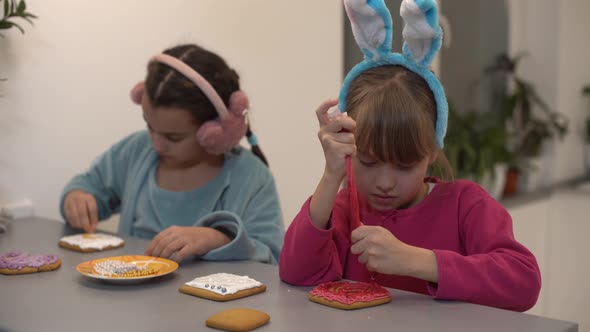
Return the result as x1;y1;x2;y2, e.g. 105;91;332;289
130;54;248;155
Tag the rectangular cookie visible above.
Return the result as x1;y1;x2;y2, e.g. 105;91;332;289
179;273;266;302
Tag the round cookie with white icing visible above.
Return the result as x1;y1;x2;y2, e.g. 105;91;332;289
179;273;266;302
58;233;124;252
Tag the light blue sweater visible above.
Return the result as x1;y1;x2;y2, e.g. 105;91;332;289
60;131;284;264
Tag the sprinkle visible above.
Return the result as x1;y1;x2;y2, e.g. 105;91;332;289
93;260;158;277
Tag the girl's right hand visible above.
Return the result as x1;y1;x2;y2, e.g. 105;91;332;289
316;99;356;181
63;190;99;233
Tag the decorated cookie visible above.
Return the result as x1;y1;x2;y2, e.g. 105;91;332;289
179;273;266;302
206;308;270;332
309;281;392;310
58;233;124;252
0;251;62;275
92;259;160;278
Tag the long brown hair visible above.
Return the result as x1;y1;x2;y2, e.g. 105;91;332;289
143;44;268;166
346;65;452;180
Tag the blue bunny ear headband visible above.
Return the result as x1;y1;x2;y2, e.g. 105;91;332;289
338;0;448;148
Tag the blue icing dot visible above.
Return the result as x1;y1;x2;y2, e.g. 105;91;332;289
221;288;227;293
204;284;209;288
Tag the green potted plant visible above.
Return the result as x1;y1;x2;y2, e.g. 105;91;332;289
444;101;515;199
1;0;37;81
0;0;37;37
486;54;568;194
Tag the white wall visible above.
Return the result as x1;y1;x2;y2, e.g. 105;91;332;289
507;0;590;186
555;0;590;182
0;0;343;224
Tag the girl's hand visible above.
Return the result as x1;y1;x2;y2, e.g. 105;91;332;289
315;99;356;181
63;190;99;233
145;226;231;263
350;225;439;282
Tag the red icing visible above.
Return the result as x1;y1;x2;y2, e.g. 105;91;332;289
309;281;391;305
346;157;362;230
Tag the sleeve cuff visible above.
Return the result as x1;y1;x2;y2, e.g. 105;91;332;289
426;249;452;298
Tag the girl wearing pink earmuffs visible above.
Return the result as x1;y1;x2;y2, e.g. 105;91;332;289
59;44;284;265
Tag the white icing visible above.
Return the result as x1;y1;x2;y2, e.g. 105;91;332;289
59;233;124;249
185;273;262;295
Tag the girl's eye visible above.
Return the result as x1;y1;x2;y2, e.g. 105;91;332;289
165;136;183;143
397;164;416;171
359;159;377;166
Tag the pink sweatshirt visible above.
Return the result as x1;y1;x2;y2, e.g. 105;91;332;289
279;179;541;312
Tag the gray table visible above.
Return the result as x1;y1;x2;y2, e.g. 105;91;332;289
0;218;578;332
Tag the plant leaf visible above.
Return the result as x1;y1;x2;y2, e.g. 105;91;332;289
4;1;9;19
0;20;13;29
7;19;23;33
16;0;24;13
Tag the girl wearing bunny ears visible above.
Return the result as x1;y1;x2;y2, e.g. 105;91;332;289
60;44;284;264
280;0;541;311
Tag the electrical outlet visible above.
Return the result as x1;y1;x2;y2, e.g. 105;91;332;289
0;199;34;219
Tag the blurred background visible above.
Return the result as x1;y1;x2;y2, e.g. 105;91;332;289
1;0;589;329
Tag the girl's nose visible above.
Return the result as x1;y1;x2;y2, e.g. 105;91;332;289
150;132;167;153
375;166;396;192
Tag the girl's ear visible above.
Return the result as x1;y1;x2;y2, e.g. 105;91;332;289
401;0;443;67
428;150;439;165
344;0;393;61
130;81;145;105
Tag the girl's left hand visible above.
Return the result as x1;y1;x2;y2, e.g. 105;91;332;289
351;225;439;282
145;226;231;263
350;225;414;276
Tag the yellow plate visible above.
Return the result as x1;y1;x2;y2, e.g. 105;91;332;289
76;255;178;283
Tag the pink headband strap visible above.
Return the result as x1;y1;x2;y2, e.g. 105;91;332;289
151;53;229;119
